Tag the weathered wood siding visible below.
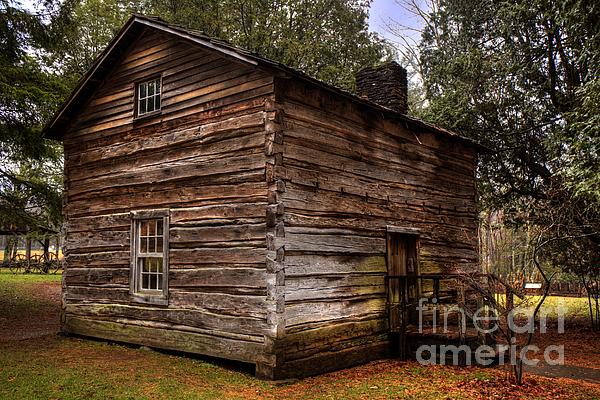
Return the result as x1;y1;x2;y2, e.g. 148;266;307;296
61;28;274;365
274;78;479;376
58;25;479;378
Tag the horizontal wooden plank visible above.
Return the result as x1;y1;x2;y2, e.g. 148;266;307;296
163;72;271;108
284;254;387;277
116;36;175;67
69;150;266;198
65;267;129;285
163;59;235;96
65;303;267;338
281;79;475;161
278;160;474;203
171;223;266;244
283;322;389;361
65;231;129;254
64;286;268;318
284;117;474;175
282;182;476;223
62;316;270;364
64;95;266;153
169;267;266;288
283;137;474;192
285;274;385;301
68;111;265;169
65;251;130;268
284;213;477;246
65;285;130;303
285;297;387;327
168;290;268;318
170;247;267;265
66;213;130;233
283;233;386;254
170;203;266;224
70;66;271;139
65;266;267;288
282;317;387;348
276;339;390;379
66;182;268;217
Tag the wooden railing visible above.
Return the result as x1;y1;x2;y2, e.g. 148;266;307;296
385;273;521;360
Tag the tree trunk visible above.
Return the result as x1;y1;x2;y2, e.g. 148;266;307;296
2;235;8;266
42;237;50;273
10;236;18;261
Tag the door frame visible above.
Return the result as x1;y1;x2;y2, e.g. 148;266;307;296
386;226;421;358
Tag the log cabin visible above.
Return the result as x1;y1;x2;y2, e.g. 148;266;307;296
43;14;484;379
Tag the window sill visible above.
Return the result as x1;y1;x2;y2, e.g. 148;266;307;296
130;293;169;306
133;109;162;122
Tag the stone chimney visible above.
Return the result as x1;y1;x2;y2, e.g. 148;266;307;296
355;61;408;114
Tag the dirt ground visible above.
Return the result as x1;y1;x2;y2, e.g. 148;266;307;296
533;320;600;371
0;281;61;341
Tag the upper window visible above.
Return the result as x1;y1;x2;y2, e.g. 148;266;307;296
131;210;169;304
136;78;161;117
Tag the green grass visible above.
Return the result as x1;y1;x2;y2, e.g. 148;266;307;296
0;337;269;400
0;269;62;283
511;295;592;318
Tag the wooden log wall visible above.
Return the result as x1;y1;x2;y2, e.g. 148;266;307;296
61;28;275;366
58;25;480;378
273;78;479;377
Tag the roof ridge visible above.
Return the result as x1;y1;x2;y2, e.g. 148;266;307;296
43;13;488;152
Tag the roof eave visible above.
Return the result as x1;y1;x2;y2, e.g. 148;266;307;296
43;14;490;154
262;63;489;153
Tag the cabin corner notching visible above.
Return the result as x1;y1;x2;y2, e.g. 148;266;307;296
47;15;482;380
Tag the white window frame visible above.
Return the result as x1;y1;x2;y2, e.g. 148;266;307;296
130;209;169;305
136;77;162;117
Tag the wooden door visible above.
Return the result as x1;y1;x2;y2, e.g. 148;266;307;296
387;233;419;332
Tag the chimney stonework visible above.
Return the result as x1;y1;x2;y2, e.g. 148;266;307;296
355;61;408;114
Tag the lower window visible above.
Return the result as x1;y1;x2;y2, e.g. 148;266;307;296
131;210;169;304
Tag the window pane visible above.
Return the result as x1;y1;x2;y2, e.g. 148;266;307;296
156;237;163;253
139;83;146;98
147;237;155;253
141;221;148;237
140;258;164;291
141;259;149;273
157;220;163;235
140;237;147;253
150;274;157;290
154;94;161;111
139;97;147;114
155;79;161;93
148;82;154;97
149;220;156;235
146;97;153;113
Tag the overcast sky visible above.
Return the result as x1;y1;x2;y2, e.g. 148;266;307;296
369;0;426;48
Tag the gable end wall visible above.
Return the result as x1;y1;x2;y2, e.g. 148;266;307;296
60;28;276;366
